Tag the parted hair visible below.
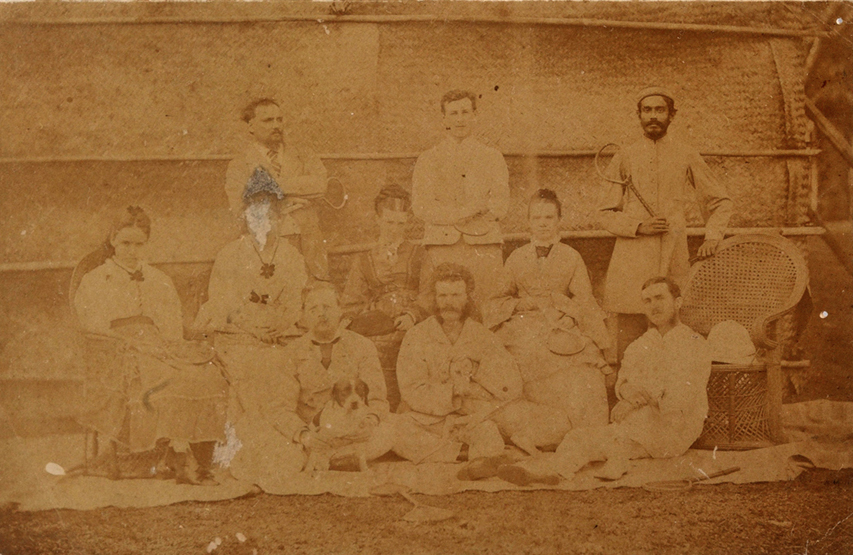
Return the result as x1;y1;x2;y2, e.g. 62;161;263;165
528;188;562;219
301;280;339;306
105;206;151;256
642;276;681;299
241;98;280;123
374;184;411;215
111;206;151;239
440;90;477;114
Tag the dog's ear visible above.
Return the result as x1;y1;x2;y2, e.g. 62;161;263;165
332;379;352;407
355;379;369;406
312;410;322;428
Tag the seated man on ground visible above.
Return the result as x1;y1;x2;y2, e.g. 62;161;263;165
225;282;395;489
341;184;434;410
498;276;711;485
394;263;570;475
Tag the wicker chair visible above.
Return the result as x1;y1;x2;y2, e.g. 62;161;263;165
68;246;113;472
680;233;810;449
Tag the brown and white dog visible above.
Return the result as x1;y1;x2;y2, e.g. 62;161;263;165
303;377;371;474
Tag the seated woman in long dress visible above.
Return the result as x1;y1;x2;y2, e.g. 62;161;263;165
193;185;308;470
484;189;612;430
340;184;433;410
74;206;229;484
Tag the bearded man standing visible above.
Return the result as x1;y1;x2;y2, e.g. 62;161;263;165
598;87;733;360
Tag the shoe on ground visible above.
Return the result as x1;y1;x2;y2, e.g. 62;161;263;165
496;464;560;487
593;459;631;481
456;454;515;481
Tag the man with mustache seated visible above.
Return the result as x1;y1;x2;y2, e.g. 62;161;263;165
394;263;568;477
497;277;712;485
226;282;395;489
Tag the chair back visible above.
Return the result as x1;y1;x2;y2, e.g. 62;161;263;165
69;244;112;319
680;234;809;347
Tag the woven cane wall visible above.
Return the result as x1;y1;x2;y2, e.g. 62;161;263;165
0;20;813;265
0;5;815;380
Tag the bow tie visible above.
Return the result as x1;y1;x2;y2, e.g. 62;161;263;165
249;290;270;304
535;245;553;259
129;270;144;282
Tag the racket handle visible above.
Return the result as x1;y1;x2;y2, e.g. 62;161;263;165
695;466;741;483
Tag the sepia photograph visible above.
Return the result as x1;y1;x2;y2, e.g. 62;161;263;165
0;1;851;553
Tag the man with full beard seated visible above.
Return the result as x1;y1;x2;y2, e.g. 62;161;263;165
394;263;570;480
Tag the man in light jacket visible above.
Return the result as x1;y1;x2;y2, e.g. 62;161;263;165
497;277;712;485
412;89;510;308
225;98;329;280
598;87;732;361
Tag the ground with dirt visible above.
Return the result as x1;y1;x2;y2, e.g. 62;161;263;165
1;468;852;555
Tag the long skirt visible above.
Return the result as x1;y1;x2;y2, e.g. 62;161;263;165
213;332;293;472
77;330;228;453
496;312;609;429
371;330;405;412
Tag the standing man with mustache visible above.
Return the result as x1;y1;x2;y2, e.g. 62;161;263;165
412;90;510;309
225;98;330;281
598;87;733;362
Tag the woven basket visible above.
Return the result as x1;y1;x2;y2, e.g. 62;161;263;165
694;363;773;450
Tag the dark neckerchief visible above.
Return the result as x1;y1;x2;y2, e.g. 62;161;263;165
535;245;553;259
311;336;342;370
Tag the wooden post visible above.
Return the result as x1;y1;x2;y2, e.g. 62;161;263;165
805;98;853;170
766;323;785;443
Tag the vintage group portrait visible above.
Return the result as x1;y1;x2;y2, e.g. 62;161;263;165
0;1;851;553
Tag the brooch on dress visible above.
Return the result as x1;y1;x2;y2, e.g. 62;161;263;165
259;263;276;279
251;239;280;279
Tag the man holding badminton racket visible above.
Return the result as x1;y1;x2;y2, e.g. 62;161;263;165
597;87;733;362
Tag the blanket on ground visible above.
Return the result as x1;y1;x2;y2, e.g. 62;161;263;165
2;400;851;512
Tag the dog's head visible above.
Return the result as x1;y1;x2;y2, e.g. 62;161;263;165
331;377;369;412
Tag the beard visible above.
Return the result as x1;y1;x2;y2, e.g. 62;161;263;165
642;120;670;140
